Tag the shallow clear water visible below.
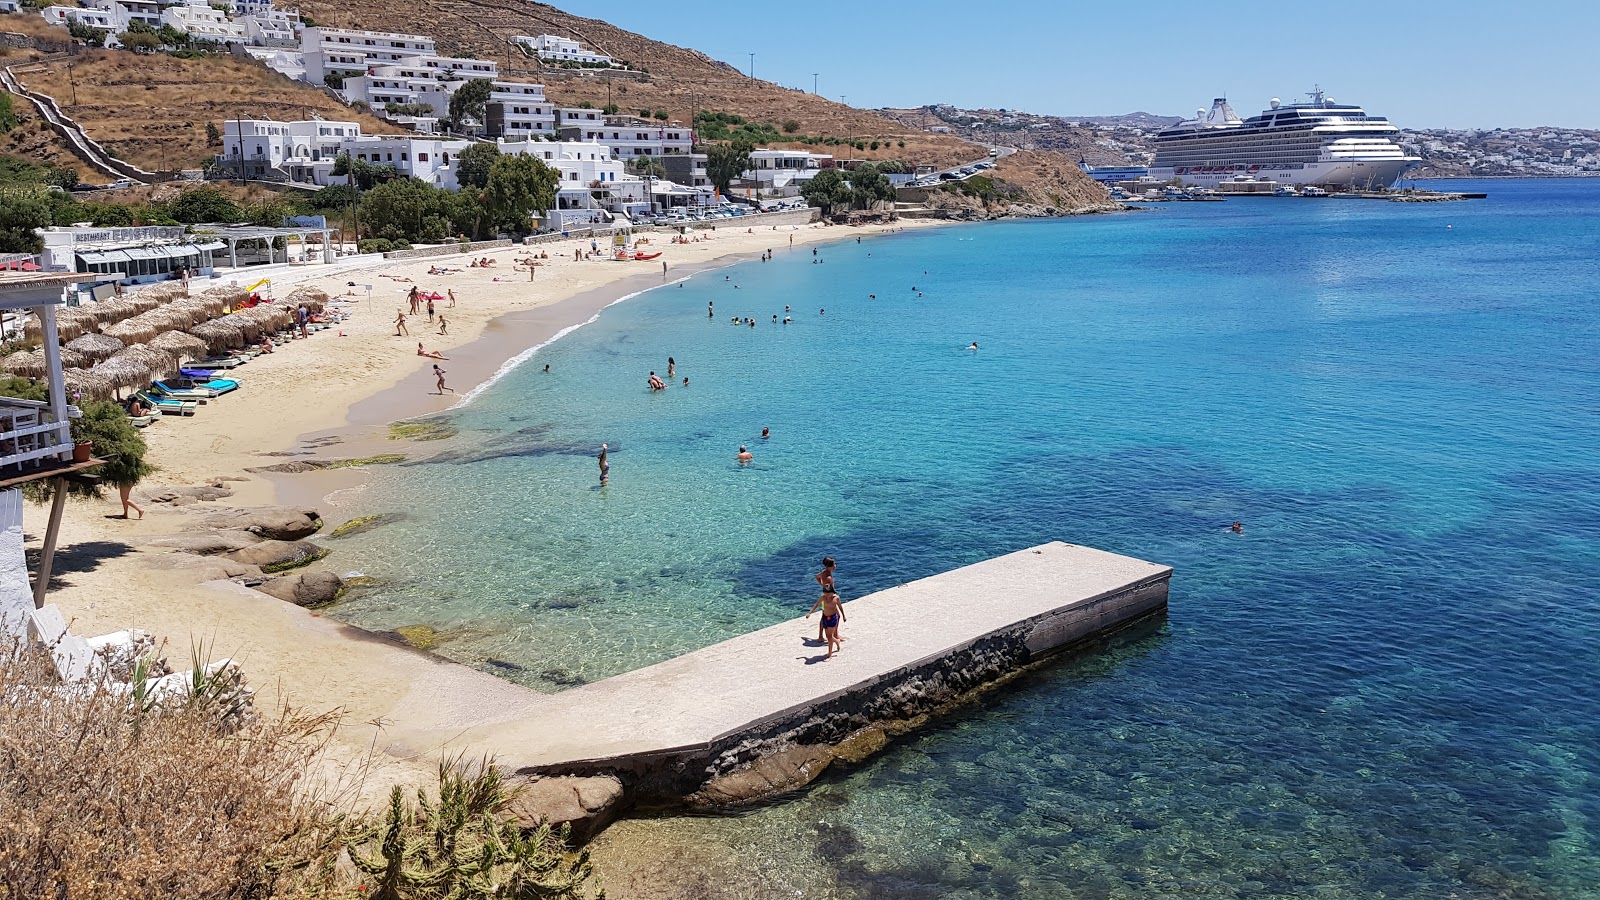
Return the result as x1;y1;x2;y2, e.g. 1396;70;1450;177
332;180;1600;897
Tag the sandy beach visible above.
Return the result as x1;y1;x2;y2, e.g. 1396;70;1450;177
33;218;940;798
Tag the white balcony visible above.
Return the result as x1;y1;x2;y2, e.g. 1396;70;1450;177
0;397;74;472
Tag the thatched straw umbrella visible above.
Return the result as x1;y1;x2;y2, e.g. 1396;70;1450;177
56;347;90;370
189;320;245;354
149;330;208;361
102;317;162;345
240;304;293;332
172;295;225;319
57;368;114;402
81;298;141;327
198;285;248;311
2;349;48;378
59;307;104;332
23;313;87;344
216;312;264;344
110;345;179;381
65;333;125;363
89;357;152;393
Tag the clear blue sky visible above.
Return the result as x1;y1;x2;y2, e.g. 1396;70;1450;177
554;0;1598;129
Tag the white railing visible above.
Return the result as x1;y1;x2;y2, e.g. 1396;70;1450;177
0;398;74;470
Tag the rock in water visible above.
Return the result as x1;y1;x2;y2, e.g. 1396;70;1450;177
256;572;344;607
505;776;625;844
192;506;324;540
685;745;835;808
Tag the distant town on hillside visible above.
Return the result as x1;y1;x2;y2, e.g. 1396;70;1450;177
882;104;1600;178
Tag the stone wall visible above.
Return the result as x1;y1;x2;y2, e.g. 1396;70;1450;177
382;239;514;261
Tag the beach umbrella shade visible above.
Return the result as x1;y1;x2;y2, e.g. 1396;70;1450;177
198;285;248;311
59;307;104;332
89;357;152;391
65;333;125;363
57;368;114;402
80;298;140;327
235;305;291;332
102;318;162;345
122;293;164;314
2;349;47;378
23;313;86;344
218;313;264;344
56;347;90;370
148;330;208;361
172;295;225;319
188;320;245;353
110;345;180;380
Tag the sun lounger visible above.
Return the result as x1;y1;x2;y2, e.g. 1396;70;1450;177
158;377;237;397
149;382;214;403
136;391;198;416
127;414;158;428
196;356;245;369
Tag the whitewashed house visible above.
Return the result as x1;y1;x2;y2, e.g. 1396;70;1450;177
741;149;833;196
38;5;118;34
512;34;612;66
161;1;246;44
239;7;298;46
299;26;434;85
557;112;692;159
498;139;640;228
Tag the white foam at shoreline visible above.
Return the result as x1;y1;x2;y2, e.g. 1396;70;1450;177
450;274;695;409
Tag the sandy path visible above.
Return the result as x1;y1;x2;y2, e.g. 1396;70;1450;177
34;219;940;795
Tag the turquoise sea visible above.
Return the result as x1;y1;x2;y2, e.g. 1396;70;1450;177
331;179;1600;898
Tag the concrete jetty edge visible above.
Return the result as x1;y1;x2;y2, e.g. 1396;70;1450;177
515;542;1172;812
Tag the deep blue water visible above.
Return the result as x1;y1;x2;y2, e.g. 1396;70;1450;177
333;180;1600;897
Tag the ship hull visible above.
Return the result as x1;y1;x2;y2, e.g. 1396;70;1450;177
1150;157;1420;190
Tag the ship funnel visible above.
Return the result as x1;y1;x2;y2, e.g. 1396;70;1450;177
1270;98;1280;109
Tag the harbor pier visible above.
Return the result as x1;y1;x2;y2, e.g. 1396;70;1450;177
457;542;1172;812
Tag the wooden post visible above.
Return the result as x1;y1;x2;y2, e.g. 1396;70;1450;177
32;477;66;608
39;302;67;452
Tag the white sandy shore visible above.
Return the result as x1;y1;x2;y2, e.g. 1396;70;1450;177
34;218;942;801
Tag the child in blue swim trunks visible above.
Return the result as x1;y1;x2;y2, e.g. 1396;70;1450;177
806;589;845;659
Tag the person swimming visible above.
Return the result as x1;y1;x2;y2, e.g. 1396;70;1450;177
737;445;753;464
968;341;979;350
761;427;770;439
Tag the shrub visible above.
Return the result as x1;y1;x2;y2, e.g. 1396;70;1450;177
0;636;349;899
71;399;152;492
358;237;394;253
652;109;668;121
781;119;799;134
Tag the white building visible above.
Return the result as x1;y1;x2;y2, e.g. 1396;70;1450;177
741;149;833;196
499;139;641;228
0;0;22;13
39;5;118;34
91;0;158;28
486;81;555;137
36;226;224;283
557;111;692;159
512;34;612;66
161;1;246;44
239;8;298;46
213;118;470;188
230;0;274;14
299;26;435;85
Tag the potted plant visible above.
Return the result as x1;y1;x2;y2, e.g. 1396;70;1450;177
72;439;94;463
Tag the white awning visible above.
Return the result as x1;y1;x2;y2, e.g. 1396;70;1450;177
77;250;132;265
163;244;202;258
121;247;162;260
195;241;227;251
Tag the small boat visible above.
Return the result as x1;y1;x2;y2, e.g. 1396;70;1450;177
1273;186;1298;197
1300;186;1329;197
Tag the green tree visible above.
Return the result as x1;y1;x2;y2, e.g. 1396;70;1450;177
653;109;668;121
204;121;223;147
781;119;800;134
447;78;494;129
483;154;558;233
625;156;665;179
601;103;619;115
116;29;162;53
704;139;753;197
847;162;895;209
799;167;853;217
169;185;243;223
155;23;189;48
359;178;450;243
303;183;359;213
0;186;51;254
71;401;152;497
67;21;106;47
331;153;400;191
0;94;16;133
455;142;499;190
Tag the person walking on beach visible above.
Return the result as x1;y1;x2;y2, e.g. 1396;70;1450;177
436;315;448;335
297;303;309;339
426;297;436;323
447;288;457;308
598;443;609;484
118;483;144;520
433;364;452;395
395;311;409;336
814;557;839;643
407;286;420;314
806;589;845;659
662;260;668;277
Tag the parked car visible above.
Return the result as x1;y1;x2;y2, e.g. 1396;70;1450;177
939;172;961;181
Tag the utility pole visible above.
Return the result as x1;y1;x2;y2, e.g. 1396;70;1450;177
234;115;246;183
812;73;818;94
748;53;754;79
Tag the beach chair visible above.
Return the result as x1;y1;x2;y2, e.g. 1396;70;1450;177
28;605;138;683
157;377;236;398
196;356;245;369
136;391;198;416
126;413;158;428
149;382;214;403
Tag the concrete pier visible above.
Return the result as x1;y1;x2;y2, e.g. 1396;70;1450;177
464;541;1171;806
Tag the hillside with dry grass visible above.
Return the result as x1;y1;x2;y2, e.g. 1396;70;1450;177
13;48;405;172
298;0;984;169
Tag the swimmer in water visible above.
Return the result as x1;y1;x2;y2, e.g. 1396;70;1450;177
761;427;770;439
737;445;753;464
1230;521;1244;533
968;342;979;351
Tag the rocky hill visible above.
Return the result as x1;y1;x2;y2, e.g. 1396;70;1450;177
13;49;404;172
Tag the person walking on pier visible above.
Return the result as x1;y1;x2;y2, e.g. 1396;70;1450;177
813;557;840;644
807;589;845;659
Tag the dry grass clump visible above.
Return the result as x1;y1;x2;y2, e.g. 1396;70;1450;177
0;637;349;900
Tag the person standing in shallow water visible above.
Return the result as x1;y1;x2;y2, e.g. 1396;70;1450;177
598;443;609;484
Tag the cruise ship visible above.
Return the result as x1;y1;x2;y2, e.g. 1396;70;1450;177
1148;87;1420;190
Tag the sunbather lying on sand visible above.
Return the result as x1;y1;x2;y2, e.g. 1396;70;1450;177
417;343;448;360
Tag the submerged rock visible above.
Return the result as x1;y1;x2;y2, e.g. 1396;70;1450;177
256;571;344;608
505;776;625;844
327;513;402;539
193;506;323;540
393;624;440;650
685;744;834;808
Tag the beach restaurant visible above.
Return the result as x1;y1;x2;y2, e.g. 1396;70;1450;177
37;226;226;285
